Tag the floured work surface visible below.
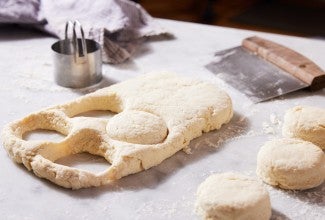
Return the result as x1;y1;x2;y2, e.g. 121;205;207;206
1;20;324;219
1;73;233;189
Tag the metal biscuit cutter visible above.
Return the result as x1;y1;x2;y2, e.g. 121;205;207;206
51;20;102;88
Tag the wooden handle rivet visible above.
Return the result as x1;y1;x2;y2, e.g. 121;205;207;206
299;64;306;68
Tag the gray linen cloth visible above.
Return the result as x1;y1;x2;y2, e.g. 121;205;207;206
0;0;169;64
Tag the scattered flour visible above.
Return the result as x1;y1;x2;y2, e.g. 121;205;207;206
13;70;106;94
267;184;325;220
6;69;323;219
135;197;193;219
262;113;282;135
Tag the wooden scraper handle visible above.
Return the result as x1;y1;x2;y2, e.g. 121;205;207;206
242;36;325;91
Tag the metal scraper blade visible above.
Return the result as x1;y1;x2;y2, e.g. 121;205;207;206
206;47;308;103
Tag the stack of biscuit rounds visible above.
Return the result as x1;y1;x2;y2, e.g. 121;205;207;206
256;106;325;190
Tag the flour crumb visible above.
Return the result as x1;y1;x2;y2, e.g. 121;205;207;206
269;113;282;126
262;113;282;135
183;146;192;154
263;122;276;134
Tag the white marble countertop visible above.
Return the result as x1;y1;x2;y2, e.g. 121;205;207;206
0;19;324;220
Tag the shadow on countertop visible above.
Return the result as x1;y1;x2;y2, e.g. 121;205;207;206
271;209;291;220
0;24;52;41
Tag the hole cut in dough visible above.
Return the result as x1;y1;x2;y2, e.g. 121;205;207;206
195;172;271;220
23;129;66;142
55;152;111;173
257;138;325;190
74;110;117;119
106;110;168;145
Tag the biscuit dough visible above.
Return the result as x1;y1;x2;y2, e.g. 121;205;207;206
195;172;271;220
257;138;325;190
1;72;233;189
282;106;325;149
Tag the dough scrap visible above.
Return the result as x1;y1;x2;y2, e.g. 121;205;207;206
1;72;233;189
257;138;325;190
282;106;325;149
195;172;271;220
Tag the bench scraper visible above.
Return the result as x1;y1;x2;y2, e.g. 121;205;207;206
206;36;325;103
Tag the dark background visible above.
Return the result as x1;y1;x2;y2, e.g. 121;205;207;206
135;0;325;38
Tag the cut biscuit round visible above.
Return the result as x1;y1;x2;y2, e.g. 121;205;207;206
195;172;271;220
106;110;168;145
282;106;325;149
257;138;325;190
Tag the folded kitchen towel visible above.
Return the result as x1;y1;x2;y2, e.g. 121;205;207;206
0;0;170;64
